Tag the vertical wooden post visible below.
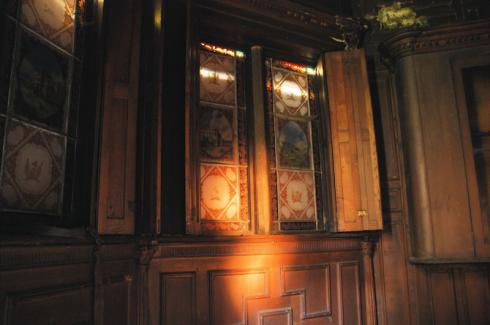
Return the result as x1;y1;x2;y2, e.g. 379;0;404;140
362;240;378;325
251;46;271;234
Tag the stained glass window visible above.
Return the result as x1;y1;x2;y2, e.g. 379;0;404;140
265;59;325;232
0;0;85;217
195;43;250;234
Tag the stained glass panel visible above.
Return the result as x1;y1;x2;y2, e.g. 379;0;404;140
276;117;312;169
272;69;309;117
20;0;76;52
0;120;66;214
0;0;83;219
195;45;249;234
266;59;323;231
12;32;69;131
200;164;239;220
199;105;237;163
200;51;236;106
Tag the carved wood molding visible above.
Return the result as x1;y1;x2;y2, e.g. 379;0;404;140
155;238;362;258
200;0;338;29
196;0;343;44
380;20;490;65
0;246;93;270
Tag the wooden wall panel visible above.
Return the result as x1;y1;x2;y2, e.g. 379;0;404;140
463;269;490;325
429;270;459;325
324;49;382;231
149;237;370;325
281;264;331;318
211;270;269;325
339;262;362;325
160;273;196;325
97;0;142;234
5;287;92;325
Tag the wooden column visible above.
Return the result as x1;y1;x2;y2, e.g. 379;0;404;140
251;45;271;234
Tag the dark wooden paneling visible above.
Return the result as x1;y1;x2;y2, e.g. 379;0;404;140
160;273;196;325
97;0;142;234
150;237;370;325
339;262;362;325
5;286;92;325
282;264;332;318
463;269;490;325
210;270;269;325
430;270;459;325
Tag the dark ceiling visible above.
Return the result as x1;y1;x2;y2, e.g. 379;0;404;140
289;0;354;15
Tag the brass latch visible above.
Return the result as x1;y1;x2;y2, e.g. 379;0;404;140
357;210;368;218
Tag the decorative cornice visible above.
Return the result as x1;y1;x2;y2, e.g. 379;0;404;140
155;237;362;259
198;0;341;36
380;20;490;66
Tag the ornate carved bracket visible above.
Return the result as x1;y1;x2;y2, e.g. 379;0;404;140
332;16;368;50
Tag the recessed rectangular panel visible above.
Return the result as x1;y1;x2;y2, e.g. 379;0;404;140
104;280;131;325
282;265;331;318
340;262;361;325
210;270;268;325
10;287;91;325
430;271;459;325
463;270;490;325
161;273;195;325
20;0;76;52
260;309;292;325
0;119;66;215
199;50;236;106
12;31;70;131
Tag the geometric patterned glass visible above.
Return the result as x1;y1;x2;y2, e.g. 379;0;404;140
0;0;82;218
20;0;76;52
0;120;65;214
266;59;322;232
197;45;249;234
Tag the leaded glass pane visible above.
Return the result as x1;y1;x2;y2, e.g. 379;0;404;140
0;0;84;218
20;0;76;52
0;120;66;214
12;31;70;131
195;44;249;234
266;59;323;232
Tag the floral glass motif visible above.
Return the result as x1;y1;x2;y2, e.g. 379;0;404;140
277;170;316;220
272;69;309;117
199;106;236;163
13;32;69;130
200;164;239;220
20;0;76;52
200;51;236;106
0;120;65;214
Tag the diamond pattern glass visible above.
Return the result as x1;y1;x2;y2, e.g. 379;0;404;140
0;120;66;214
20;0;76;52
